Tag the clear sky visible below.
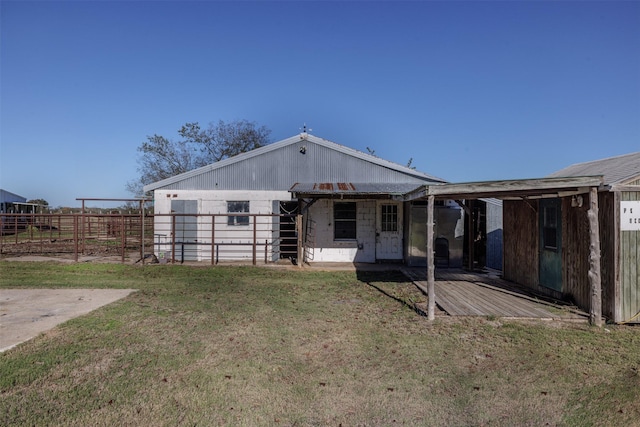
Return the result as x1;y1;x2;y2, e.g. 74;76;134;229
1;1;639;208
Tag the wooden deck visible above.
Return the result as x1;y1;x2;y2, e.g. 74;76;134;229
401;268;588;320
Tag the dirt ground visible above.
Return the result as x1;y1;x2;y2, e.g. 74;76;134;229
0;288;136;352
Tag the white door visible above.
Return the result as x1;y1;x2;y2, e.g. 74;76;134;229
376;201;403;260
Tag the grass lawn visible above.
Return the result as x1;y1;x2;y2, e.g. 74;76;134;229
1;262;639;426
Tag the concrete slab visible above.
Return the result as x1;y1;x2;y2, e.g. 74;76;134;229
0;288;136;352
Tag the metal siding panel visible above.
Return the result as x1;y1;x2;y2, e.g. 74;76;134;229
547;152;640;185
154;140;435;192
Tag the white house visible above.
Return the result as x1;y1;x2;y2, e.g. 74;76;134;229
143;132;465;265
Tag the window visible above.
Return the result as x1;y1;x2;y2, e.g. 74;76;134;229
542;204;558;250
334;202;356;240
381;204;398;232
227;201;249;226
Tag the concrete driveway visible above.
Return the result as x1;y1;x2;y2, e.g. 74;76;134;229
0;288;136;352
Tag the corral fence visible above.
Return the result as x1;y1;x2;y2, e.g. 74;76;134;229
1;212;302;265
0;213;153;263
152;213;300;265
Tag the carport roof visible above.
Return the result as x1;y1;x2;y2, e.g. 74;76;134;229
403;175;605;201
289;176;605;202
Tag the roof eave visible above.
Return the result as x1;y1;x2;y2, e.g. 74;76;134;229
404;175;605;201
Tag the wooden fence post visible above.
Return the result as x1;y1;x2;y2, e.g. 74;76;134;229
588;187;603;326
427;195;436;321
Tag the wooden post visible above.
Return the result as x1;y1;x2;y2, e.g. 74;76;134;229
588;187;603;326
427;195;436;321
467;199;475;270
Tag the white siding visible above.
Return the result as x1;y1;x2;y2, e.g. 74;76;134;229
153;189;292;262
307;199;376;263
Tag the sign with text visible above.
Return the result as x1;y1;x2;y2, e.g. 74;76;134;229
620;201;640;231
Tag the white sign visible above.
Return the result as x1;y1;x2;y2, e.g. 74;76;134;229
620;201;640;231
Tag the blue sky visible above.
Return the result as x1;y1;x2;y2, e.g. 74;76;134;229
1;1;639;208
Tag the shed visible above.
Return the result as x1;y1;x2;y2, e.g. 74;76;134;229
546;152;640;323
402;152;639;324
403;175;606;323
144;132;454;264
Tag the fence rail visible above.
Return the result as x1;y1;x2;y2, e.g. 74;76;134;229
153;213;299;265
1;212;301;265
0;213;153;262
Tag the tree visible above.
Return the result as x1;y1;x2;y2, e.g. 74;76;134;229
27;198;49;206
127;120;271;197
179;120;270;164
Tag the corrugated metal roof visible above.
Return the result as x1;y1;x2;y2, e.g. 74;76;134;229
0;189;26;204
290;182;424;197
547;152;640;185
143;133;447;192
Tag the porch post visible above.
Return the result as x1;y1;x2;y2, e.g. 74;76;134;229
467;199;475;270
588;187;603;326
426;195;436;321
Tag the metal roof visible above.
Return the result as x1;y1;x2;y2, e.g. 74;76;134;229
0;189;26;204
403;176;604;201
143;133;447;192
290;182;425;198
547;152;640;186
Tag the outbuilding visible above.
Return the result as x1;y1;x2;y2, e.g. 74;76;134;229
401;152;639;324
545;152;640;323
143;132;465;265
0;189;28;213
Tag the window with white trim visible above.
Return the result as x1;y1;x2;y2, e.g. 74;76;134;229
227;201;249;226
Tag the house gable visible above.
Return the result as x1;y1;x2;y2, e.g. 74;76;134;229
143;133;446;192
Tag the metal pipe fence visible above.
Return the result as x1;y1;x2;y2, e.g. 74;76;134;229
153;213;298;265
0;213;153;262
1;212;299;264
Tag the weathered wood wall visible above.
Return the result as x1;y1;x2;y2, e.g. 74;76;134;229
503;200;539;288
598;192;616;321
562;197;591;311
619;190;640;322
503;188;638;323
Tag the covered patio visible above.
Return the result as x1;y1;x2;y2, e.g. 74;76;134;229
292;175;605;325
403;175;604;325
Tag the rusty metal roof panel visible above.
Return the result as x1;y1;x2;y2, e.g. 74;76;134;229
290;182;424;197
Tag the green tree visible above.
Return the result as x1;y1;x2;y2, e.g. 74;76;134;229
127;120;271;196
26;198;49;206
